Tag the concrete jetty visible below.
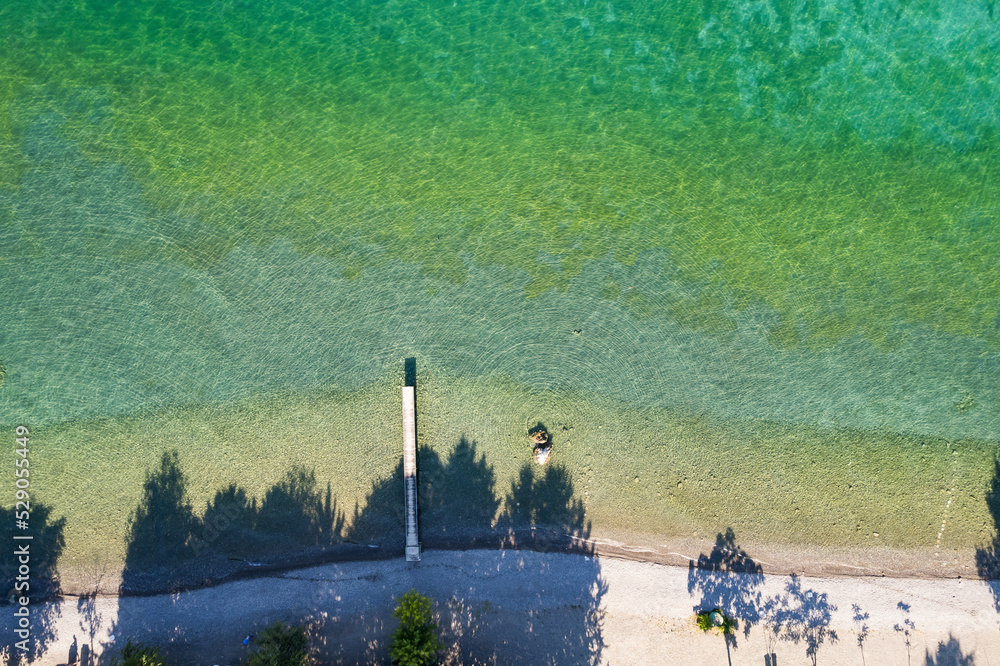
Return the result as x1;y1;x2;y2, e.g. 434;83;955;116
402;384;420;561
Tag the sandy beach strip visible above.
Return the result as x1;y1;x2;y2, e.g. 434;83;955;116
23;548;1000;665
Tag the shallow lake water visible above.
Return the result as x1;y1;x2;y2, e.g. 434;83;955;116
1;0;999;601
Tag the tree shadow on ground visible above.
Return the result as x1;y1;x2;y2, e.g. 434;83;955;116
688;529;838;666
0;502;66;665
687;527;765;654
852;603;871;666
76;590;102;666
762;574;838;666
975;459;1000;612
894;601;917;666
924;634;975;665
482;460;604;665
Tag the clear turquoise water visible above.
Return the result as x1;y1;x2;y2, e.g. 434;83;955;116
1;0;998;443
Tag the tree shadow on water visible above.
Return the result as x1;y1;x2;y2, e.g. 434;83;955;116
197;483;257;555
442;459;604;665
345;455;410;550
0;502;65;665
110;451;348;661
496;461;589;551
119;451;199;594
196;468;346;570
109;442;604;664
347;438;501;549
422;437;500;542
975;459;1000;612
112;451;204;657
254;467;343;551
119;451;347;594
340;444;605;665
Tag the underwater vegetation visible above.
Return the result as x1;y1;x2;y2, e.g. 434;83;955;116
0;0;997;351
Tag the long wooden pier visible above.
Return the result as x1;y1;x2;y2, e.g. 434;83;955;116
402;385;420;561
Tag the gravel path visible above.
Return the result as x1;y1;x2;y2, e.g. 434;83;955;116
19;549;1000;665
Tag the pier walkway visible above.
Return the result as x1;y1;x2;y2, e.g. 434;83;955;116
402;384;420;561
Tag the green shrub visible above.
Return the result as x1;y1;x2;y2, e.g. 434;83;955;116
389;589;445;666
696;609;736;635
695;610;715;632
247;620;309;666
108;639;167;666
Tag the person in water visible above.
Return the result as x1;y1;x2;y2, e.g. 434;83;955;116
530;428;552;465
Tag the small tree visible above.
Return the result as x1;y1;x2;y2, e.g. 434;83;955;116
109;639;167;666
247;620;309;666
389;589;444;666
